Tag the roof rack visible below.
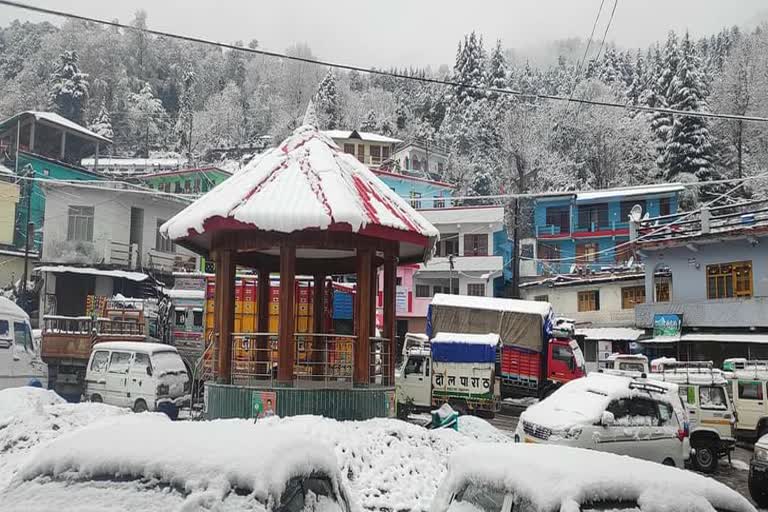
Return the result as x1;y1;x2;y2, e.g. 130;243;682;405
628;381;669;395
728;359;768;378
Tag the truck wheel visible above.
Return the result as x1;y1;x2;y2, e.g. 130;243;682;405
133;399;148;413
90;394;103;403
749;473;768;508
694;445;717;473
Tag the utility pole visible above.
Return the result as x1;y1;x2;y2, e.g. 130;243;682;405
20;167;34;309
510;197;520;299
448;254;455;295
737;120;743;180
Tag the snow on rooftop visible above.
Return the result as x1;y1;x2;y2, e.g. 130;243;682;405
161;125;438;261
431;293;552;319
93;341;179;354
21;111;112;144
419;206;504;225
575;183;685;202
81;157;187;167
431;332;500;346
164;288;205;300
35;265;149;282
433;443;753;512
575;327;645;341
322;129;402;144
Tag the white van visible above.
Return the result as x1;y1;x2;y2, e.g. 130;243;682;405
0;297;46;390
85;342;190;417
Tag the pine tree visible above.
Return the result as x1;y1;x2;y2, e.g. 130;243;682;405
49;50;89;125
487;39;509;98
650;33;680;171
625;50;646;105
127;82;167;157
89;99;113;140
360;109;378;132
598;47;622;85
175;67;196;155
453;31;487;104
663;32;722;201
315;69;341;129
465;166;493;205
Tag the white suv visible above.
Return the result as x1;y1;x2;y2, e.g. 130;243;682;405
514;373;690;467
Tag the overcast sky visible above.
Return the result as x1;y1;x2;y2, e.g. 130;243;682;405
1;0;767;68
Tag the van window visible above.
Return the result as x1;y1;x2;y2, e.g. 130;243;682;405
627;397;660;426
0;319;9;339
700;386;728;410
451;483;507;512
13;322;31;350
108;352;132;373
738;381;763;400
657;402;675;426
90;351;110;372
404;356;424;375
131;353;151;374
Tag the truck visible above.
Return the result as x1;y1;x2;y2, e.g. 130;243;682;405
426;294;586;399
396;332;501;417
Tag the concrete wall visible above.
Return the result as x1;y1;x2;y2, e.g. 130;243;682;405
0;180;19;245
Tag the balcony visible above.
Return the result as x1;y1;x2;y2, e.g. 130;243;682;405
573;220;629;236
635;297;768;329
536;224;570;237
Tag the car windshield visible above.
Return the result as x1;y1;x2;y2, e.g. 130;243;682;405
151;351;187;376
278;475;343;512
449;484;507;512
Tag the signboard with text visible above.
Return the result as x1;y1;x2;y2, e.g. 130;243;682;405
653;314;683;339
395;286;408;314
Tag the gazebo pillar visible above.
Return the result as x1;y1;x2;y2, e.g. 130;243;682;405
257;268;271;373
311;273;326;377
383;245;397;385
354;248;372;386
277;242;296;385
214;249;236;383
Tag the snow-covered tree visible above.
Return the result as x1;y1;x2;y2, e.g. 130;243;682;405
125;82;167;156
453;31;487;104
175;67;196;155
360;109;378;131
315;69;342;129
49;50;89;124
88;99;113;140
194;81;246;151
650;32;680;163
487;39;509;96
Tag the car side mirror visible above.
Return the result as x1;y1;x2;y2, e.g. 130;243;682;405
601;411;615;426
146;366;153;377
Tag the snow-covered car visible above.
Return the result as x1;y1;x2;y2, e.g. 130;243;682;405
84;341;190;417
1;413;355;512
514;373;690;467
431;443;755;512
749;434;768;508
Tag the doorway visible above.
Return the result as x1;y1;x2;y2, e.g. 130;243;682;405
129;207;144;267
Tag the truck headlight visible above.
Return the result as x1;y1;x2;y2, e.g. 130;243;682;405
755;447;768;462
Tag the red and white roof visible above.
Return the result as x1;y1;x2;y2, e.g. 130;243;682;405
161;126;438;261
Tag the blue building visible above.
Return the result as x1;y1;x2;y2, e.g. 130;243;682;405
533;184;684;275
373;169;454;209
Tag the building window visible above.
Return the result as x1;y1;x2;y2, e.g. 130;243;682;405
356;144;365;163
193;310;203;327
396;277;402;286
436;234;458;257
174;182;182;193
413;158;422;171
621;286;646;309
410;191;422;209
521;243;534;259
67;206;94;242
156;219;174;253
415;284;430;298
655;279;671;303
382;146;390;160
545;206;570;234
576;242;599;263
577;204;608;231
707;261;752;299
370;145;381;164
534;295;549;302
467;283;486;296
175;309;186;327
659;197;672;217
577;290;600;312
538;242;560;262
434;195;445;208
464;234;488;256
620;200;646;222
343;143;355;155
404;156;410;170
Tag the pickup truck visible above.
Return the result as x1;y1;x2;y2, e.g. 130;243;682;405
427;294;586;399
396;332;500;417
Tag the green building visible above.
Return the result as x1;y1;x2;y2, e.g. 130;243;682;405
0;111;111;250
138;166;232;195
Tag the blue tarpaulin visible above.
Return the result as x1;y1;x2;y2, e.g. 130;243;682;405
431;339;497;363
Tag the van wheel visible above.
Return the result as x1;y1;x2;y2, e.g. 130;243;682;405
90;394;103;403
694;446;717;473
662;458;676;467
133;399;148;413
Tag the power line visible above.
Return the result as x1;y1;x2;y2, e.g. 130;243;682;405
2;0;768;124
562;0;606;119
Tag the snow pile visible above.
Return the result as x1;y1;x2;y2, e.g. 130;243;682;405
433;444;754;512
0;387;127;487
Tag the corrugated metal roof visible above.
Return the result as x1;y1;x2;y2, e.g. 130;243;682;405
0;111;112;144
576;184;685;202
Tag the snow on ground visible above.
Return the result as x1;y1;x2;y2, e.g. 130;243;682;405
729;459;750;471
0;387;128;488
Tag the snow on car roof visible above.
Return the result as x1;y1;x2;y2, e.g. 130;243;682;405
0;296;29;320
430;294;552;318
92;342;179;354
648;369;729;386
520;374;678;430
432;444;754;512
431;332;500;346
17;414;341;505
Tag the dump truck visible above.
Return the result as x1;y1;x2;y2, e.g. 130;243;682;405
426;294;586;398
396;332;501;417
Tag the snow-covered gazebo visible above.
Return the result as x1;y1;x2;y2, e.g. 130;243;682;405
161;124;438;419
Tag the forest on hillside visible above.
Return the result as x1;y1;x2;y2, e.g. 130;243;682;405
1;12;768;204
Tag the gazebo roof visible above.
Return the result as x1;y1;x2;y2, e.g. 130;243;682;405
161;125;439;263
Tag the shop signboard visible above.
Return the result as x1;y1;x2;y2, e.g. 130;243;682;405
653;313;683;340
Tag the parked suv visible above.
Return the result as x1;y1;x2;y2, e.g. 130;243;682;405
649;360;736;473
724;361;768;439
514;373;690;467
750;434;768;508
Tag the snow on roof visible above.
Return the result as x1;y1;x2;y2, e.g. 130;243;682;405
576;327;645;341
93;341;179;354
0;297;29;320
161;126;438;261
521;271;644;289
81;157;187;167
431;293;552;319
649;369;728;386
322;129;402;144
164;288;205;300
575;183;685;202
434;443;753;512
419;206;504;225
0;111;112;144
417;255;503;274
36;266;149;282
606;353;648;362
431;332;500;346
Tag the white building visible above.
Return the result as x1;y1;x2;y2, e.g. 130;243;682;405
322;130;402;169
414;205;506;298
392;141;448;177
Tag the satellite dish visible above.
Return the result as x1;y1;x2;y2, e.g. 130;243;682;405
629;204;643;222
